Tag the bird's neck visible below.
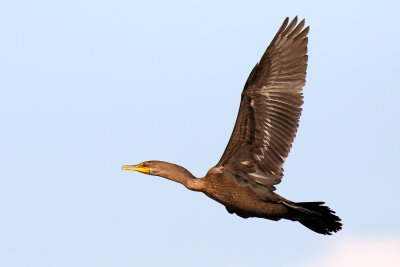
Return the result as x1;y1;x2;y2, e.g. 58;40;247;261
155;161;205;191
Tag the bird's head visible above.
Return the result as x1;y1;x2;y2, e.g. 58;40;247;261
122;161;152;175
122;160;200;190
122;161;171;176
122;160;195;180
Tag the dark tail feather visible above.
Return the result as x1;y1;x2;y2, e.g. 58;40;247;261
285;201;342;235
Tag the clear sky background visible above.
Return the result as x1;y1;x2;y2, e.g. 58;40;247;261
1;1;400;266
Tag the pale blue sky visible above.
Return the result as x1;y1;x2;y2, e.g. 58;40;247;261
1;1;400;266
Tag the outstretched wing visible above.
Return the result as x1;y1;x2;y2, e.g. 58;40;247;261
217;17;309;190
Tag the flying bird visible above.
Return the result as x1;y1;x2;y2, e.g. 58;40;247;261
123;17;342;235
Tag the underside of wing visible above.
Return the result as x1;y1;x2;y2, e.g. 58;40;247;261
217;17;309;190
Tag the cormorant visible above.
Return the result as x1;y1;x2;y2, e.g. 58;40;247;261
123;17;342;235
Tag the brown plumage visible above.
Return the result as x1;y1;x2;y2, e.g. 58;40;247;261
123;17;342;235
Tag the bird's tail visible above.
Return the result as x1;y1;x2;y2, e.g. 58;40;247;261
284;201;342;235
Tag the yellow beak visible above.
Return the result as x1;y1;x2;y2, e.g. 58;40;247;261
121;163;150;174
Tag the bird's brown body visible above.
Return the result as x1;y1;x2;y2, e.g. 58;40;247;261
123;17;342;235
201;167;290;220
